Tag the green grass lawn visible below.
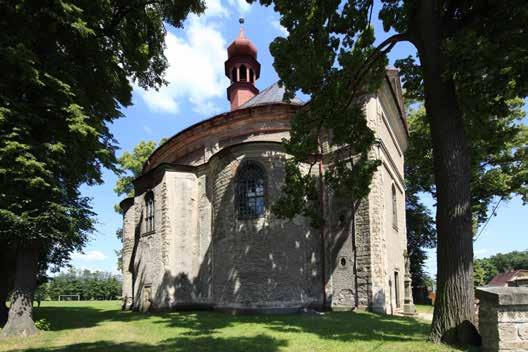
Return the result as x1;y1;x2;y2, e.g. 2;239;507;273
0;301;472;352
415;304;434;314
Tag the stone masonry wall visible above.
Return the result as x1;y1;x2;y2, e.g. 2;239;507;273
121;200;135;308
477;287;528;352
209;142;322;310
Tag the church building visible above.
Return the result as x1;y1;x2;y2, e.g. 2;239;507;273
121;24;413;314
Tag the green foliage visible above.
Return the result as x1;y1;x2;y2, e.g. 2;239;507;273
405;192;436;288
0;1;204;270
473;259;498;287
114;140;158;200
405;101;528;227
473;250;528;287
250;0;386;223
42;268;122;301
490;250;528;272
271;160;323;227
250;0;528;343
405;99;527;289
34;319;51;331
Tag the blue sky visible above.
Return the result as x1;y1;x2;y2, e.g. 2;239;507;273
71;0;527;278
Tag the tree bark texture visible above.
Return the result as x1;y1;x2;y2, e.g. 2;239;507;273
414;2;480;346
0;280;9;328
1;241;40;337
0;243;16;327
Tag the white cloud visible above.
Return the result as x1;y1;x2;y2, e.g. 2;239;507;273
271;19;288;36
135;0;229;115
227;0;251;14
71;250;107;262
203;0;229;18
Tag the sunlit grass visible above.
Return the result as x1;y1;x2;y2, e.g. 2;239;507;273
415;304;434;314
0;301;472;352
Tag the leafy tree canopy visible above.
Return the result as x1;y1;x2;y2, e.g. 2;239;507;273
405;100;527;289
405;101;527;228
251;0;528;344
114;140;159;201
0;0;204;336
0;0;204;254
42;268;122;301
474;250;528;287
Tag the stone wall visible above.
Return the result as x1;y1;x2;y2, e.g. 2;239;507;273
120;198;135;309
122;77;409;314
360;90;408;314
209;142;322;311
477;287;528;352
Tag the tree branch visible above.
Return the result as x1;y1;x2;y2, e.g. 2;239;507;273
344;32;410;111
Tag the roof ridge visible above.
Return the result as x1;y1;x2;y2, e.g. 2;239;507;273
238;81;302;109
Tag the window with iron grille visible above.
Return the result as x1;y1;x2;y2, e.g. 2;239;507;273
145;191;155;233
237;162;266;219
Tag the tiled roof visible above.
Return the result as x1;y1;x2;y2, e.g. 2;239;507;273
239;82;304;109
488;270;528;286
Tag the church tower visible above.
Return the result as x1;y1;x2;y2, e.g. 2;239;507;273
225;19;260;110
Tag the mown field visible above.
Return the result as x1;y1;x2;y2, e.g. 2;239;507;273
0;301;473;352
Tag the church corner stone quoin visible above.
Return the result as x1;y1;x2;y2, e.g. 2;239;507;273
120;26;412;314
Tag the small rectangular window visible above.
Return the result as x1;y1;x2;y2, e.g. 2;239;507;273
392;185;398;230
145;192;155;233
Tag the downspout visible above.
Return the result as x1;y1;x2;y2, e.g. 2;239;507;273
351;201;359;309
318;137;327;309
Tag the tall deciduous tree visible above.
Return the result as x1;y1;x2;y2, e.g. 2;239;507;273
252;0;528;344
0;0;204;336
474;250;528;287
114;140;159;204
405;192;436;290
405;99;527;293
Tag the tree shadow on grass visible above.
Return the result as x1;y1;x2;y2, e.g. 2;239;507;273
33;305;148;331
157;310;434;342
30;304;473;351
9;334;287;352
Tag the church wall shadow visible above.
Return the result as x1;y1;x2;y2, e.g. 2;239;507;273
9;334;287;352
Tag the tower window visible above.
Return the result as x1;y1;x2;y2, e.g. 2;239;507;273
239;64;247;82
145;191;155;233
392;184;398;230
231;67;237;82
249;68;254;83
236;162;266;219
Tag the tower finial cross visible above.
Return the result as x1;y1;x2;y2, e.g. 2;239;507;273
238;18;245;38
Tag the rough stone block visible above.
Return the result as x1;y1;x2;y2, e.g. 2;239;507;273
477;287;528;352
498;323;518;341
518;324;528;340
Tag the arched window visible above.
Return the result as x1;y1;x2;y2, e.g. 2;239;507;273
239;65;247;81
391;184;398;229
145;191;155;233
231;67;237;82
249;68;254;83
236;162;266;219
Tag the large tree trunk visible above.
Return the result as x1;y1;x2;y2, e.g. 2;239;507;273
0;280;9;328
1;241;40;337
414;2;479;346
0;243;16;327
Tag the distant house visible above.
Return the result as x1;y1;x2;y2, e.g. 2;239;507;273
488;269;528;287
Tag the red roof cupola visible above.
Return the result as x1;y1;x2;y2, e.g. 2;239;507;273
225;18;260;110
